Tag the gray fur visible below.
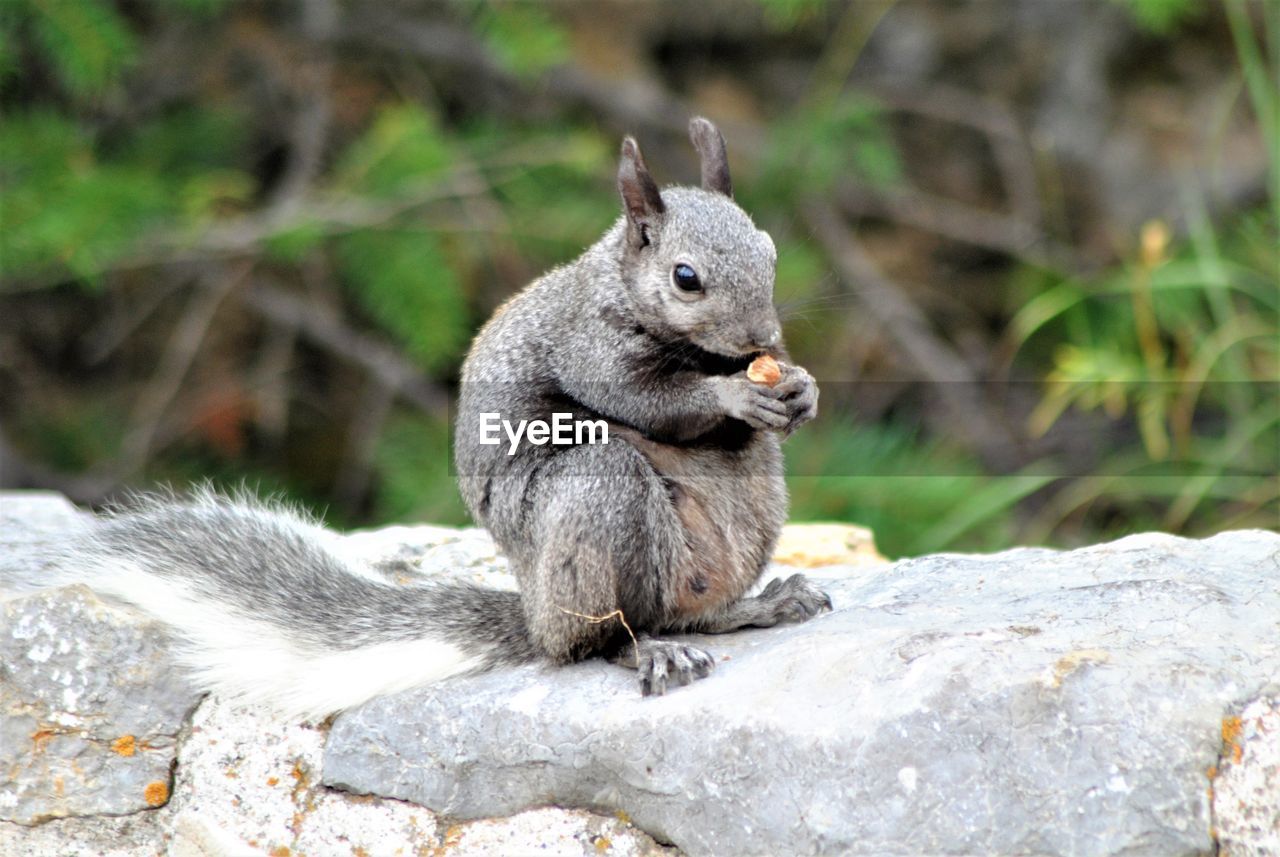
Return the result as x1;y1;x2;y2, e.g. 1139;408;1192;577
456;118;826;694
88;490;535;663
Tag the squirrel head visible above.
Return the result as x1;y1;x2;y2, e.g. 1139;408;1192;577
615;118;781;359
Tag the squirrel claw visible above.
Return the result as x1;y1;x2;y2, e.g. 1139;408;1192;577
634;638;716;696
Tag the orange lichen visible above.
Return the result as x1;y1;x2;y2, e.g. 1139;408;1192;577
30;728;57;752
1222;716;1243;745
594;836;613;852
111;735;137;757
143;781;169;806
1221;716;1245;764
267;776;280;787
270;847;292;857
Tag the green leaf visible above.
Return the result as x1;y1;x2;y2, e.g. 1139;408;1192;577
1108;0;1199;33
760;97;901;198
29;0;137;98
335;229;469;372
474;3;569;78
337;104;454;197
373;414;469;525
755;0;827;28
0;111;172;283
263;220;328;265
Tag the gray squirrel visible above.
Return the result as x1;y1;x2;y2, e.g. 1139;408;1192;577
0;118;828;719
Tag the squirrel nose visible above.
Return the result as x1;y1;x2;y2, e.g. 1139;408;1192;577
750;327;781;349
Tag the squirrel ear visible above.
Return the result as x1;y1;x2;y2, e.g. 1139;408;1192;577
688;116;733;198
617;136;666;249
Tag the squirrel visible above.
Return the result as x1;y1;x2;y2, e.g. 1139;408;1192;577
0;118;829;719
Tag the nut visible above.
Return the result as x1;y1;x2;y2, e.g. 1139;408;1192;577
747;354;781;387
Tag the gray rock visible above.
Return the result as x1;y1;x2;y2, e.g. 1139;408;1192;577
323;530;1280;857
0;586;203;825
1213;693;1280;856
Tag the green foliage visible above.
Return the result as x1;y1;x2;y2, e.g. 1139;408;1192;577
469;2;570;78
336;104;455;196
1008;208;1278;534
373;414;469;525
773;238;827;304
116;106;249;180
755;0;829;28
757;97;901;201
13;395;127;472
1108;0;1201;33
0;111;173;283
785;419;1053;557
0;0;1271;553
336;230;470;373
1224;0;1280;230
159;0;231;17
8;0;138;97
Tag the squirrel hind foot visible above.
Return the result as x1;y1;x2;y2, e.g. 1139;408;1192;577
612;637;716;697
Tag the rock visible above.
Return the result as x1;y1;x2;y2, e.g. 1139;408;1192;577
0;585;203;826
0;809;169;857
1214;693;1280;855
0;490;87;536
163;696;445;856
772;522;887;567
2;691;672;857
324;529;1280;857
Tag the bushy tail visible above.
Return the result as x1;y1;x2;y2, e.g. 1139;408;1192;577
3;489;536;719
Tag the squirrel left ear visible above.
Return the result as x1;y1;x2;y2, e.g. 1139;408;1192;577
618;136;666;250
688;117;733;198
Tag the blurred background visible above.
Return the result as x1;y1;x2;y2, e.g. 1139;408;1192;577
0;0;1275;558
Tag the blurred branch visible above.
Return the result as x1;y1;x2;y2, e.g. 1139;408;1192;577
120;262;251;469
836;181;1078;270
264;0;339;218
861;79;1045;233
333;378;397;512
806;0;898;107
803;200;1021;471
240;280;452;418
340;10;698;141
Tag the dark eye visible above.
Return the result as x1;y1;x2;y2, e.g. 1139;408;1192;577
672;263;702;292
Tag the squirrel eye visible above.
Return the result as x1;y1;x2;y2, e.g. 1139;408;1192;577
672;263;702;292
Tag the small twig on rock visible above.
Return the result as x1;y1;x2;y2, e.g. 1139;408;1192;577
557;607;640;668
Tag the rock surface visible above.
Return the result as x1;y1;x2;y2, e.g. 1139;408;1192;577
1214;693;1280;856
0;585;203;825
324;529;1280;857
2;489;1277;856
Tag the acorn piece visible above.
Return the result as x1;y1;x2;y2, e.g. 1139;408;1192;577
747;354;782;387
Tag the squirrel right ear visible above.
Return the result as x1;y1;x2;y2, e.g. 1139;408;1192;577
688;117;733;198
618;136;666;249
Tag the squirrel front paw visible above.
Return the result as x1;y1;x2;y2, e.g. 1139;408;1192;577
753;573;833;626
771;363;818;433
713;375;791;431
